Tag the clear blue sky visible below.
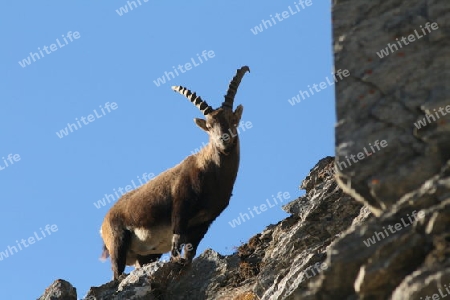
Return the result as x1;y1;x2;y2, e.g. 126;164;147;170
0;1;334;299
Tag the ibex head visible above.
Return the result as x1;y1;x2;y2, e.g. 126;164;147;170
172;66;250;155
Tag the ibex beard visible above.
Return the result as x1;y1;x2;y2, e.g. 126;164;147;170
100;66;250;280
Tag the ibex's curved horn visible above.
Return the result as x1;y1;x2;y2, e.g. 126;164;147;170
222;66;250;110
171;86;213;116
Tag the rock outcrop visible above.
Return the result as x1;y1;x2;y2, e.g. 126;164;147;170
38;279;77;300
293;161;450;299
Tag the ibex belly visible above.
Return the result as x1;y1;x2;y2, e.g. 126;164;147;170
128;226;172;256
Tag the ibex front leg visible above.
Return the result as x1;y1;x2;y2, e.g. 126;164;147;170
171;199;189;262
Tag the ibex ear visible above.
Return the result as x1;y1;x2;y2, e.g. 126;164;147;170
234;105;244;121
194;118;208;132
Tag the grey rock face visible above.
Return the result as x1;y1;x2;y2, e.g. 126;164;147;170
295;0;450;299
333;0;450;214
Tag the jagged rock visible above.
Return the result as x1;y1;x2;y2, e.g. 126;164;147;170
38;279;77;300
85;260;187;300
295;162;450;299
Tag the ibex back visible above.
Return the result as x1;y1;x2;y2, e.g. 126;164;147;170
100;66;250;280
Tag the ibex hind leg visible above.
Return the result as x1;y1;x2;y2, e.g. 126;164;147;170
110;222;132;280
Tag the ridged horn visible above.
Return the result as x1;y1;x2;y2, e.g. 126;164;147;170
222;66;250;110
171;86;213;115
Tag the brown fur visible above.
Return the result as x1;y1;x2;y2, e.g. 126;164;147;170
100;67;250;280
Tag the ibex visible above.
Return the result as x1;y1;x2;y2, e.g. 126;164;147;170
100;66;250;280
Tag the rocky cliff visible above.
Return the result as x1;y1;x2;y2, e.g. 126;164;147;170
318;0;449;299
